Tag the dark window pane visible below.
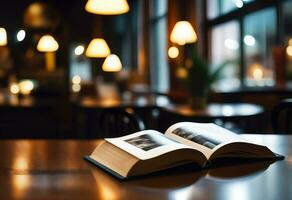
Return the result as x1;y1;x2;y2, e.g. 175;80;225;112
210;21;240;91
283;0;292;81
207;0;254;19
243;8;276;87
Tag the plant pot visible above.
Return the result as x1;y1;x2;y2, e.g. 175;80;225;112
188;96;207;110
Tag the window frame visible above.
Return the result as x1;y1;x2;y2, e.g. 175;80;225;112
203;0;287;87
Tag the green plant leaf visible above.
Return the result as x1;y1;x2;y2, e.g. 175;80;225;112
185;50;233;96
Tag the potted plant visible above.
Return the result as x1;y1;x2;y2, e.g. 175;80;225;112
183;50;230;109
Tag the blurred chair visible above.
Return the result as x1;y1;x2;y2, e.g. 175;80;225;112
272;99;292;134
99;107;145;138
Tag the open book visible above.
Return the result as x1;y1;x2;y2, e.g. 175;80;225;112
85;122;284;179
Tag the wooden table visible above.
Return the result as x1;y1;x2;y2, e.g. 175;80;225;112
0;134;291;199
72;95;170;137
74;96;265;135
163;103;264;119
76;95;171;108
161;103;265;132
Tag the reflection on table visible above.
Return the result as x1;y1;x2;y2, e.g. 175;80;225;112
164;103;264;119
76;94;171;109
0;134;291;199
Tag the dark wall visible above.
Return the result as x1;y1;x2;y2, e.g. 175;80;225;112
0;0;93;43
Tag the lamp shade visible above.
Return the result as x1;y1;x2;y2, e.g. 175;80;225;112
170;21;197;45
85;38;111;58
102;54;122;72
85;0;129;15
37;35;59;52
0;27;7;46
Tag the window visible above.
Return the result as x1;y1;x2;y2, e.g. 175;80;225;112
243;8;276;86
283;0;292;80
210;21;240;90
69;44;92;82
207;0;255;19
206;0;291;89
149;0;169;92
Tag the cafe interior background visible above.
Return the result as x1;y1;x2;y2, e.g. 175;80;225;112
0;0;292;139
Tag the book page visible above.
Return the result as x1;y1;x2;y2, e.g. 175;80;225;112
165;122;245;159
106;130;194;160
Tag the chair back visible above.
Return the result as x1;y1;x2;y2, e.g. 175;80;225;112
272;99;292;134
99;107;145;138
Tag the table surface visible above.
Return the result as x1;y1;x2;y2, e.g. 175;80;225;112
76;96;264;118
75;95;171;109
0;134;291;200
164;103;264;118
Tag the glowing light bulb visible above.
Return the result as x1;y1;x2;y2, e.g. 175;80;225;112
17;30;26;42
235;0;243;8
168;46;179;58
244;35;256;46
19;80;34;95
72;84;81;92
0;27;7;46
72;75;81;84
10;83;20;94
74;45;85;56
289;38;292;46
286;46;292;57
253;68;264;81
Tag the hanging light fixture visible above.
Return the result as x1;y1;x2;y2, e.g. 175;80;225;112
85;38;111;58
85;0;129;15
37;35;59;52
37;34;59;71
102;54;122;72
0;27;8;46
170;21;197;45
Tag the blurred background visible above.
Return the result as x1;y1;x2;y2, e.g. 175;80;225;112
0;0;292;138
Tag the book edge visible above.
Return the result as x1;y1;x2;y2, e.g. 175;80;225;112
84;155;128;180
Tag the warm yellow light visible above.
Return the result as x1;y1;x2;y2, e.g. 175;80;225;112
13;175;31;192
19;80;34;95
85;0;129;15
168;46;179;58
170;21;197;45
74;45;85;55
288;38;292;46
37;35;59;52
10;83;20;94
72;84;81;92
176;67;187;78
102;54;122;72
85;38;111;58
253;68;264;81
72;75;81;84
0;27;8;46
249;63;264;81
286;46;292;57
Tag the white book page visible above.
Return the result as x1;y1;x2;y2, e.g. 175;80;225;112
165;122;246;159
106;130;194;160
